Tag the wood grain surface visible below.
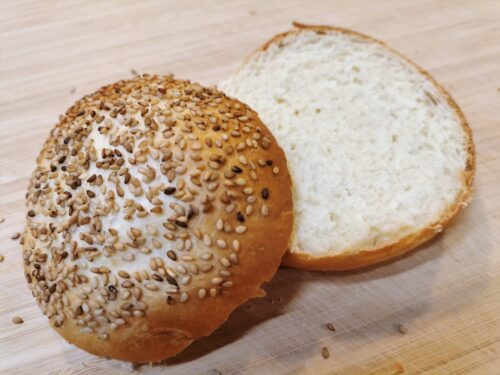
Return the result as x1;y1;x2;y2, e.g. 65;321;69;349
1;0;499;374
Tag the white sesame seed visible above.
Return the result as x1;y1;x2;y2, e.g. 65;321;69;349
211;277;223;285
235;226;247;234
232;240;240;251
198;289;207;299
222;281;233;288
203;234;212;246
216;239;227;249
179;292;189;303
216;218;224;231
220;258;231;268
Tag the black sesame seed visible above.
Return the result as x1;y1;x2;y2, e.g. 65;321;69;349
50;165;57;172
212;125;221;131
152;273;163;282
175;220;187;228
108;285;117;293
167;250;177;261
231;166;243;174
63;137;70;145
261;188;269;200
166;296;174;305
86;190;96;198
266;159;273;166
58;156;66;164
164;187;176;195
166;276;178;287
237;212;245;222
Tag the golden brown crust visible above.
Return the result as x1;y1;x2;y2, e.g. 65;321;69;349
22;75;293;361
239;23;475;271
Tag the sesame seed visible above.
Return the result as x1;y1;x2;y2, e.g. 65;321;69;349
236;212;245;222
322;347;330;359
235;178;246;186
167;250;177;261
235;226;247;234
326;323;336;332
11;232;21;240
261;188;270;200
0;254;4;262
198;289;207;299
211;277;223;285
231;166;243;174
179;292;189;303
12;316;24;324
164;187;176;195
216;239;227;249
232;240;240;251
261;204;269;216
118;270;130;279
396;323;408;335
272;167;280;175
144;283;159;291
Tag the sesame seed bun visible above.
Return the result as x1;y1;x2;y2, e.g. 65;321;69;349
22;74;293;362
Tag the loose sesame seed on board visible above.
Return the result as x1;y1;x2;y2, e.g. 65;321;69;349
321;346;330;359
21;74;286;342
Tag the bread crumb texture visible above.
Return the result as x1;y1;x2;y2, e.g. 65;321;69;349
224;28;473;258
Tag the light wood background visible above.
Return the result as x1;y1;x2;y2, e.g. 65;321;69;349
1;0;499;374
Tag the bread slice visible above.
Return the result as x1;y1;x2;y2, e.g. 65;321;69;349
222;23;475;271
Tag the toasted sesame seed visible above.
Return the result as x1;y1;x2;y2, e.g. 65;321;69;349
236;212;245;222
0;254;4;262
326;323;336;332
167;250;177;261
118;270;130;279
11;232;21;240
396;323;408;335
322;346;330;359
12;316;24;324
272;167;280;175
231;166;243;174
144;283;159;291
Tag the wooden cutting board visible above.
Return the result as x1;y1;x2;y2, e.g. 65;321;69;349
1;0;499;374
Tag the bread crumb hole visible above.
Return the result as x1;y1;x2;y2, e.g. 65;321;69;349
275;97;285;104
315;108;321;114
352;66;360;72
391;135;398;143
294;110;300;116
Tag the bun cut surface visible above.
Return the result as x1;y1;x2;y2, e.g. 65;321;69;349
223;24;474;271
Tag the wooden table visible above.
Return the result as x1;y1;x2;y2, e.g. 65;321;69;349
1;1;499;374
